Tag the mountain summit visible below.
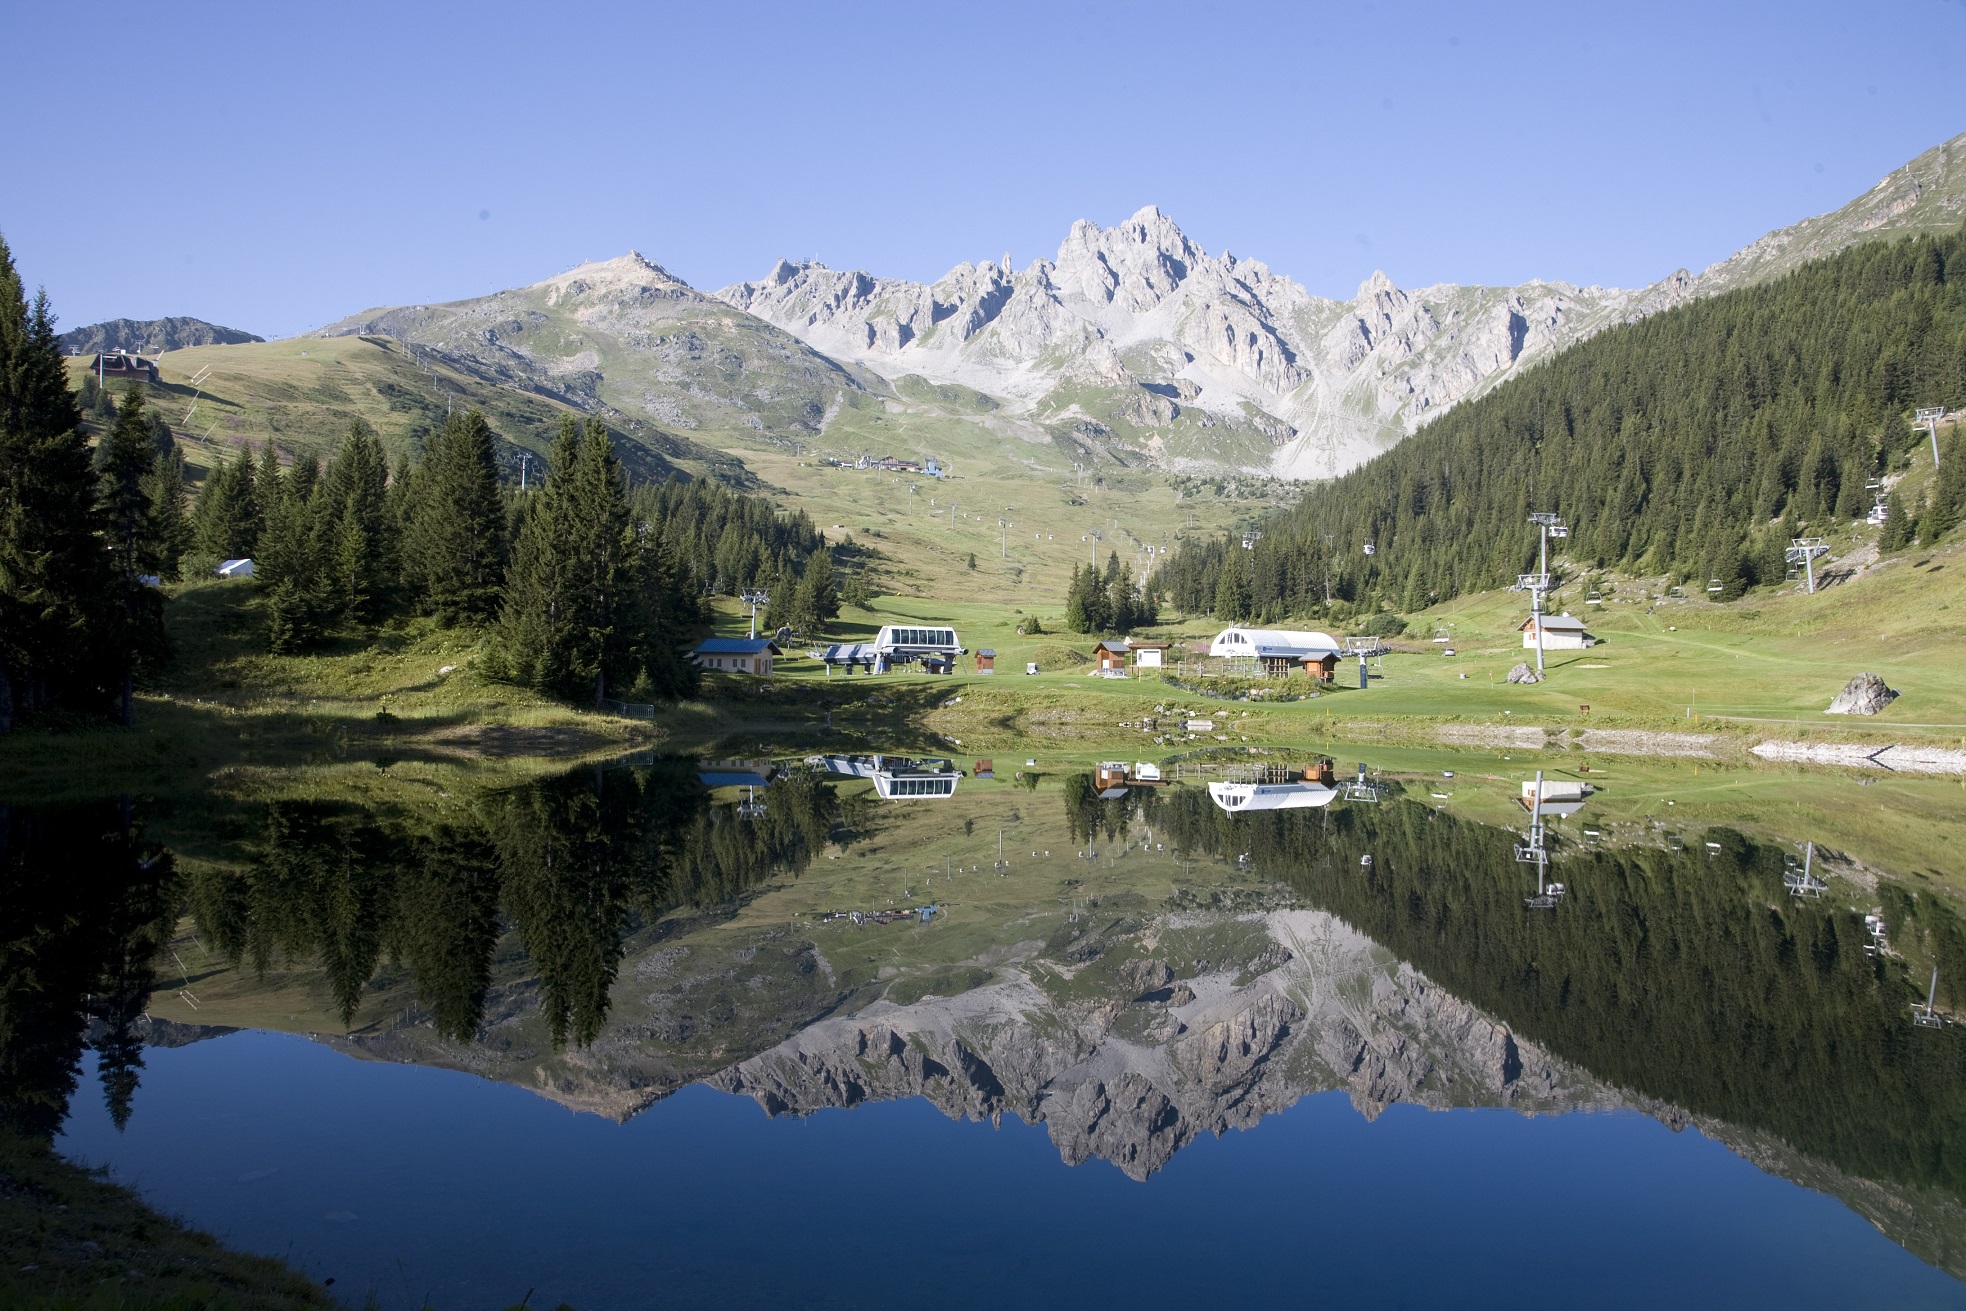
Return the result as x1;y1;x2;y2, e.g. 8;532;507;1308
719;207;1657;475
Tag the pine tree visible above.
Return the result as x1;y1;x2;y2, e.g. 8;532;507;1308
405;410;505;625
496;418;644;704
1922;435;1965;543
1879;490;1911;551
98;388;156;586
141;440;190;580
1212;545;1253;621
256;450;333;653
0;234;118;730
191;445;260;560
1064;564;1094;633
317;422;395;622
790;547;839;636
96;388;168;721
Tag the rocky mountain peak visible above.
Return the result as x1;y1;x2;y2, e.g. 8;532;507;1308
530;251;697;305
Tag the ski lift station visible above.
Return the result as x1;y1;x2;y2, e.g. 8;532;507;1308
1208;761;1341;813
1519;613;1597;650
812;754;962;800
1208;627;1343;679
811;624;964;675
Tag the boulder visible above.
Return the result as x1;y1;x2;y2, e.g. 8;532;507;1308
1826;672;1898;715
1506;663;1544;685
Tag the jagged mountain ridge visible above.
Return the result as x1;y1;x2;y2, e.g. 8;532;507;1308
720;208;1657;478
709;908;1612;1181
720;133;1966;478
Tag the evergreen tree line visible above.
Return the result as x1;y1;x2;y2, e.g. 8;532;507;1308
629;478;843;636
0;236;179;731
184;762;839;1048
1104;780;1966;1199
1154;227;1966;621
1063;551;1158;635
193;409;846;701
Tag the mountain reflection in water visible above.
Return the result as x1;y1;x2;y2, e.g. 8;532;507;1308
8;754;1966;1286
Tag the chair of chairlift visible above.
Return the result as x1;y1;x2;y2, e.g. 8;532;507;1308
1706;578;1724;594
1668;585;1686;599
1586;590;1603;605
1525;893;1558;910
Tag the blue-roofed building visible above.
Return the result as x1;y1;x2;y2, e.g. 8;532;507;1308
691;636;780;676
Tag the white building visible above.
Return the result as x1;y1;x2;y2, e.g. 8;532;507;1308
1207;780;1342;813
1519;614;1597;650
1207;627;1342;677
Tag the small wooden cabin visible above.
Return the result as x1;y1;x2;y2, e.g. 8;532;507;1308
1095;640;1129;673
975;648;996;674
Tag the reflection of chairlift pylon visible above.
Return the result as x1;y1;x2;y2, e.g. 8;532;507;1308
737;785;767;819
1914;967;1946;1029
1783;841;1828;898
1519;770;1564;908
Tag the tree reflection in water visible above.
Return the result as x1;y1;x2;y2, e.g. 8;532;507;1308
0;801;177;1140
1069;776;1966;1204
184;761;839;1048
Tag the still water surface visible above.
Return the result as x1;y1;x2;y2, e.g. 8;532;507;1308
13;752;1966;1308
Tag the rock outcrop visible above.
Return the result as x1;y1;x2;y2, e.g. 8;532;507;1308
1506;663;1544;685
1827;672;1899;715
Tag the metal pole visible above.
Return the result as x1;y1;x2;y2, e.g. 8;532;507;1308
1532;770;1546;895
1534;524;1548;674
1805;551;1816;595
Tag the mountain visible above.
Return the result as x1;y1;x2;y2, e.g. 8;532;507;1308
719;207;1657;478
1689;133;1966;297
60;315;262;355
720;134;1966;478
314;251;876;444
1161;219;1966;620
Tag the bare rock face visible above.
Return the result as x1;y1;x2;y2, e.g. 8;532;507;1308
1827;672;1899;715
719;208;1637;477
707;910;1603;1180
1507;663;1544;685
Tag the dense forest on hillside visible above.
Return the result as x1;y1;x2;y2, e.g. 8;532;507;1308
1155;227;1966;621
0;228;843;727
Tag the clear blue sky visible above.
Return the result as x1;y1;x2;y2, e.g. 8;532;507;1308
4;0;1961;339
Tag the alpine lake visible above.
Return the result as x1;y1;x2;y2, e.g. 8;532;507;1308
13;742;1966;1311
